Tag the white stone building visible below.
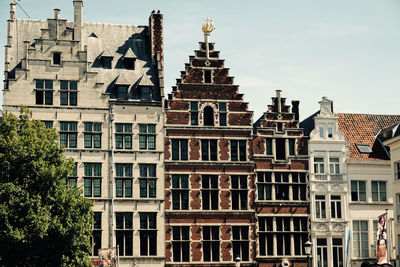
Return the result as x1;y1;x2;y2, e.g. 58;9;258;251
2;2;165;266
302;97;349;267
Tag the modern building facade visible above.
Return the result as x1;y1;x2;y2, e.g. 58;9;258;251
3;2;165;266
164;26;256;266
253;90;310;267
301;97;349;267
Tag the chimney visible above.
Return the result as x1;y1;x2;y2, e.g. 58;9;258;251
22;41;30;70
73;1;83;50
292;100;300;121
54;8;60;20
10;2;16;21
276;90;282;113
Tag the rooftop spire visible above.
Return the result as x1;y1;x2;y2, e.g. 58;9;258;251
202;18;215;59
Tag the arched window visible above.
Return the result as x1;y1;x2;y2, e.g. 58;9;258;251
204;106;214;126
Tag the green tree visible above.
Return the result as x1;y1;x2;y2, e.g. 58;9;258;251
0;107;93;266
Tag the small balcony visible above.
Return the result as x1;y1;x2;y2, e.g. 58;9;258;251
314;174;343;181
315;174;327;181
330;174;343;181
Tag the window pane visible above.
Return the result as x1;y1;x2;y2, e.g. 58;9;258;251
140;179;147;197
125;179;132;197
125;135;132;149
116;179;123;197
36;79;44;89
94;179;101;197
148;136;155;149
84;134;92;148
139;135;147;149
84;179;92;197
60;92;68;105
45;91;53;105
149;179;156;197
70;92;77;105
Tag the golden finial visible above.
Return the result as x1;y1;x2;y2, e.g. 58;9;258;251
202;18;215;34
11;0;21;4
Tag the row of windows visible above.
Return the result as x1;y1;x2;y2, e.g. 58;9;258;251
171;225;250;262
316;238;343;267
313;157;340;174
44;121;156;150
67;163;157;198
92;212;157;257
265;138;296;160
351;181;387;202
111;85;153;101
171;139;247;161
35;79;77;106
257;172;307;201
315;195;342;219
190;102;227;126
171;174;248;210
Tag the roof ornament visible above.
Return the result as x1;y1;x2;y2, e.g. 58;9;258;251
11;0;20;4
202;18;215;62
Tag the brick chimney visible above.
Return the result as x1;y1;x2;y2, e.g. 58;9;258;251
292;100;300;121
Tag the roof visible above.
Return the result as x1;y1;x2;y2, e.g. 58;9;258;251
337;113;400;161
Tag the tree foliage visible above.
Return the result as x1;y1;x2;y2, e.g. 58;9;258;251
0;107;93;266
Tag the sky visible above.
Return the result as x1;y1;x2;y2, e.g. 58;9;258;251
1;0;399;120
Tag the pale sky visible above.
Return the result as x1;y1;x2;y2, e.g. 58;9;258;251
1;0;399;120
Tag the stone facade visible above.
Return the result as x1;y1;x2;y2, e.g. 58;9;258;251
164;37;256;266
253;90;310;267
3;2;165;266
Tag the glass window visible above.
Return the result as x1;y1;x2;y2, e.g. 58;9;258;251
351;181;366;202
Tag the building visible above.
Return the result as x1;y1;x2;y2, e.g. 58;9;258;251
164;22;256;266
301;97;349;267
3;2;165;266
253;90;310;267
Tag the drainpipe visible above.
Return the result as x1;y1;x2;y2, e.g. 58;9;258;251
109;104;115;248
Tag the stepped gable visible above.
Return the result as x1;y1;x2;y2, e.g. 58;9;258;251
166;41;252;126
338;113;400;160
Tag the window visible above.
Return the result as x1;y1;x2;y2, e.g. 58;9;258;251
67;162;78;187
275;172;289;200
113;85;129;99
351;181;366;202
219;103;227;126
266;138;272;155
315;195;326;219
35;79;53;105
356;144;372;154
372;220;378;258
314;158;325;173
124;58;135;70
84;163;102;197
232;226;249;261
92;212;102;256
329;158;340;174
331;195;342;219
202;175;218;210
140;87;152;100
204;70;212;83
332;238;344;267
353;220;368;258
259;217;308;256
42;120;53;129
139;124;156;150
172;226;190;262
140;213;157;256
319;127;324;138
231;140;246;161
172;174;189;210
395;162;400;180
59;121;77;148
275;138;285;160
190;102;198;125
116;212;133;256
289;139;295;155
204;106;214;126
203;226;219;261
328;127;333;138
84;122;102;148
115;123;132;149
257;172;272;200
139;164;156;198
277;123;283;132
101;56;113;69
115;163;133;198
60;80;77;106
201;139;217;161
292;172;307;201
53;52;61;65
172;139;188;160
317;238;328;267
371;181;386;202
231;175;247;210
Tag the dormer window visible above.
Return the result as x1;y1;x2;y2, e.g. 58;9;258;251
53;52;61;65
204;70;212;83
356;144;372;154
124;58;135;70
140;87;152;101
112;85;128;99
101;56;113;69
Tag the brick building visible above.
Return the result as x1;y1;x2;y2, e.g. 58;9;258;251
3;2;165;266
252;91;310;267
164;23;256;266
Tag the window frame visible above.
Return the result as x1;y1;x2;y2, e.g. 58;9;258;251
351;181;366;202
116;212;133;256
171;174;189;210
59;121;78;148
60;80;78;106
231;175;248;210
202;175;219;210
171;139;188;160
84;122;102;149
35;79;53;105
115;123;132;149
139;212;157;256
201;139;218;161
139;124;156;150
202;226;220;262
83;163;102;197
371;181;387;202
139;164;157;198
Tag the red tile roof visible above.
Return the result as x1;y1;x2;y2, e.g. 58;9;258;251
337;113;400;160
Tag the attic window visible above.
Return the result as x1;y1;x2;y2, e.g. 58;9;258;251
140;87;152;101
124;58;135;70
101;57;113;69
356;144;372;154
113;85;129;99
53;52;61;65
204;70;212;83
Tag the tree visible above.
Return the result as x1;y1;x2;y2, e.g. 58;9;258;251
0;107;93;266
